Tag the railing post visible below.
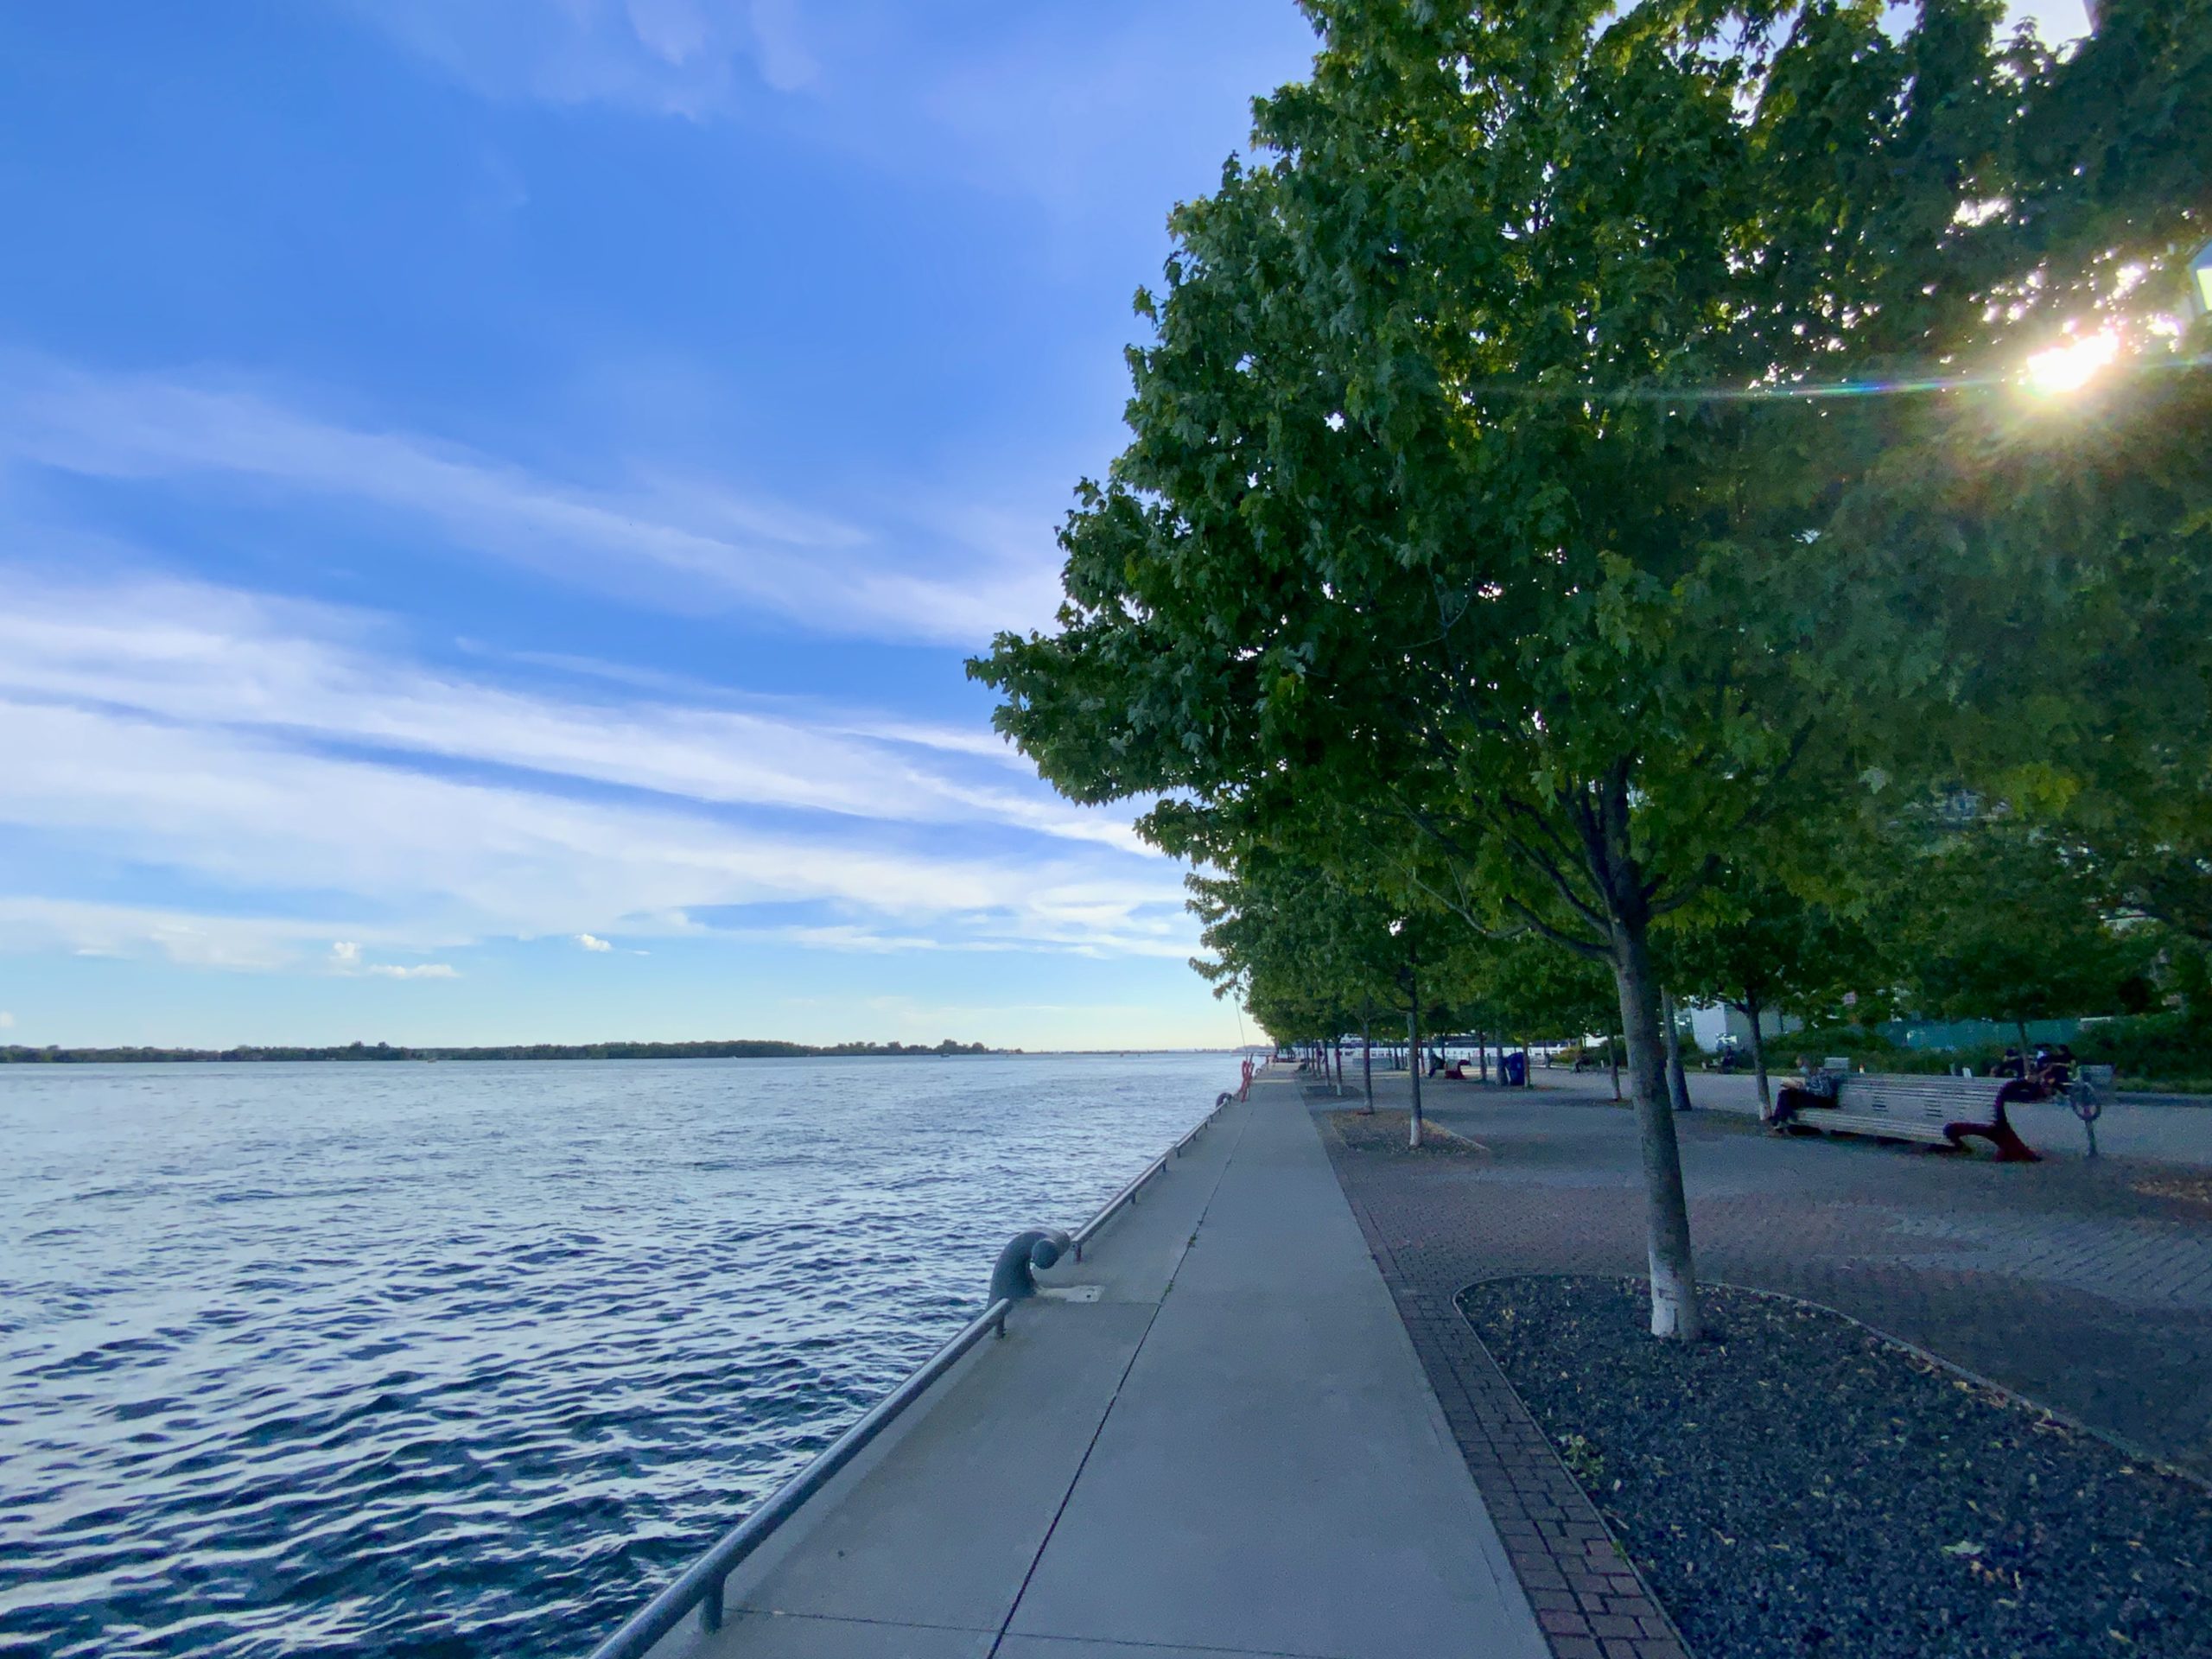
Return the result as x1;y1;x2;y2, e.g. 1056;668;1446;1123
701;1574;725;1632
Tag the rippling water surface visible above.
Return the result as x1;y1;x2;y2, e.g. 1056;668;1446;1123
0;1053;1234;1658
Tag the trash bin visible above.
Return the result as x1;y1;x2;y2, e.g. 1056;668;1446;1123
1503;1051;1528;1087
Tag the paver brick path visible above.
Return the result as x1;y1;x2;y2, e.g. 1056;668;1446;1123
1317;1073;2212;1483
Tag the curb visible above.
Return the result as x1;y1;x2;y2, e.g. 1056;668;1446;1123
1446;1275;1700;1659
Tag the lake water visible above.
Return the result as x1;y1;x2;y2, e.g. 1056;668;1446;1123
0;1052;1236;1659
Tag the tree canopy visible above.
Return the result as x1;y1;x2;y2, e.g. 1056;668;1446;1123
976;0;2211;1338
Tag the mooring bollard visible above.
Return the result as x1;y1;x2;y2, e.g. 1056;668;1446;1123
988;1228;1071;1311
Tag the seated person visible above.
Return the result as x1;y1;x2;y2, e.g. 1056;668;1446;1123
2035;1042;2076;1091
1772;1055;1839;1125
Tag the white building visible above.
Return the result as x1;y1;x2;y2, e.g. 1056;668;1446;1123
1687;1001;1799;1052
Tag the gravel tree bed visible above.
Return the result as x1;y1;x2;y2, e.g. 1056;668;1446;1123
1459;1276;2212;1658
1325;1109;1491;1158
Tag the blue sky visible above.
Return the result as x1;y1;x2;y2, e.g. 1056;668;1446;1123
0;0;2089;1052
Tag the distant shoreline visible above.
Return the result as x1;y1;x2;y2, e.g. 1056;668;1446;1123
1;1039;1006;1065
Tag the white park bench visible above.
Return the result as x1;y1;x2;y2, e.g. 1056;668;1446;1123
1773;1071;2041;1162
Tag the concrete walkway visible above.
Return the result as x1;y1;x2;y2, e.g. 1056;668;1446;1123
646;1075;1548;1659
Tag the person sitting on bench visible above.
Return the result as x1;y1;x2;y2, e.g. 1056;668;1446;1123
2035;1042;2076;1092
1771;1055;1840;1125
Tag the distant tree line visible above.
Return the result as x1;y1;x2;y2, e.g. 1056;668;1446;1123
0;1038;1001;1064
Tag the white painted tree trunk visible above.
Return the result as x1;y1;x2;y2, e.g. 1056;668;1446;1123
1613;927;1702;1340
1745;993;1771;1116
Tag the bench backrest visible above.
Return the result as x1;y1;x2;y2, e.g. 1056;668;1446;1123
1834;1073;2008;1123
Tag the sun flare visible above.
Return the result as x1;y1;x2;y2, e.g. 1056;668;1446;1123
2024;331;2120;397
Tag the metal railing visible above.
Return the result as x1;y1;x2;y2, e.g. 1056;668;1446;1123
1070;1093;1230;1262
583;1088;1238;1659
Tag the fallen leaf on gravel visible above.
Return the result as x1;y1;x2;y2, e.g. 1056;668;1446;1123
1942;1541;1984;1557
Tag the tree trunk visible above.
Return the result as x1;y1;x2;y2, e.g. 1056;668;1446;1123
1478;1031;1489;1083
1662;987;1693;1114
1612;924;1702;1340
1407;986;1424;1149
1610;1032;1622;1101
1744;992;1771;1115
1360;1012;1375;1114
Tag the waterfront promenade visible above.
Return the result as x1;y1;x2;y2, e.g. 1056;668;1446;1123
644;1072;1549;1659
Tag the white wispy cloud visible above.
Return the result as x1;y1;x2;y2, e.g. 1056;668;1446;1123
0;1011;15;1030
0;594;1191;970
743;0;818;91
319;0;1324;237
576;933;613;951
0;899;391;972
0;568;1132;849
469;645;1040;772
0;357;1060;645
326;0;819;116
327;938;459;978
0;696;1188;961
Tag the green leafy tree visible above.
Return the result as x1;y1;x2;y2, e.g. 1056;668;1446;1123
1919;407;2212;956
1786;3;2212;966
977;0;2201;1337
1471;937;1620;1071
1899;826;2155;1049
1188;861;1380;1052
1662;871;1883;1111
1191;850;1478;1141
